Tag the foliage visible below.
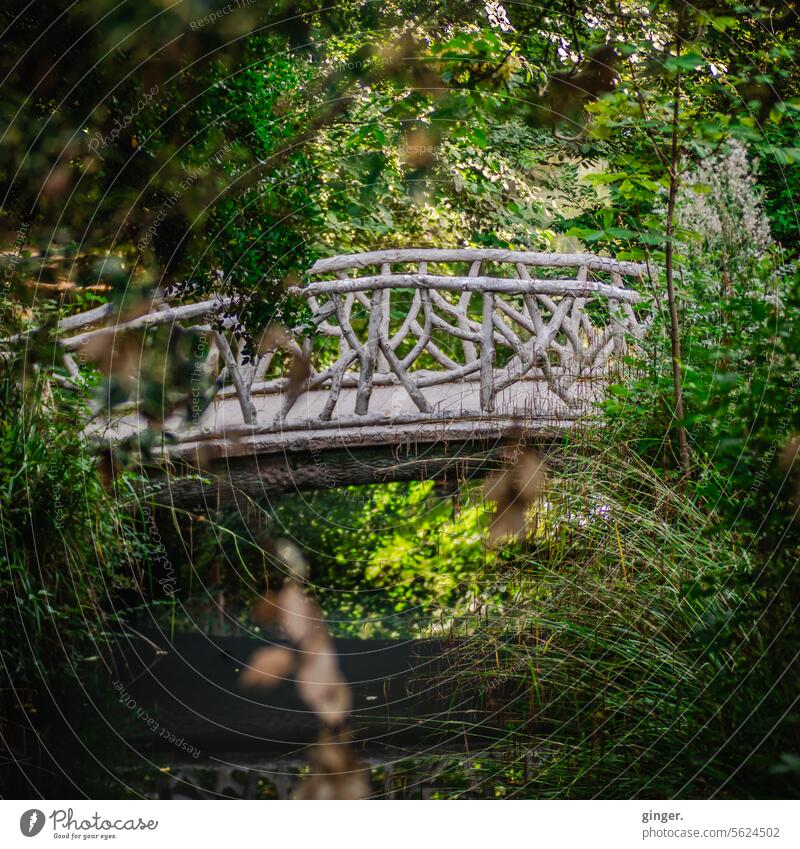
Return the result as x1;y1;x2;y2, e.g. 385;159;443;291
269;481;495;637
592;140;800;796
2;0;800;800
0;357;159;795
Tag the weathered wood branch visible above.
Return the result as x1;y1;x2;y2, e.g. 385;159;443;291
61;297;232;351
297;274;645;303
309;248;650;278
214;329;256;425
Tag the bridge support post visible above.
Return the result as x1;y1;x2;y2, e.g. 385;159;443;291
480;291;496;412
355;287;383;414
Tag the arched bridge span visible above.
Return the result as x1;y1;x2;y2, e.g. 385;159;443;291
61;249;653;502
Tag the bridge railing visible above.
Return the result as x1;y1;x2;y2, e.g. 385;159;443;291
50;294;264;424
47;249;654;436
285;248;653;425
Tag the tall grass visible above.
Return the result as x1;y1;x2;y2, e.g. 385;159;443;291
442;437;760;798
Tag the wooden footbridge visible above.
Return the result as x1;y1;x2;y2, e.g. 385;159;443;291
60;249;653;502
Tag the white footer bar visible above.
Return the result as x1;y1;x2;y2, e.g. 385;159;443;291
2;799;796;848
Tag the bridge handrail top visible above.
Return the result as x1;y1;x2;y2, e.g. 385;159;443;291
294;273;646;303
308;248;652;278
57;296;234;347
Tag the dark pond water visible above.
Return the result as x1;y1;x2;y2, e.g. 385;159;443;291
110;629;531;799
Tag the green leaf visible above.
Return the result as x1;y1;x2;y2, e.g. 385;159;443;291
711;16;737;33
470;127;488;150
773;147;800;164
664;52;705;72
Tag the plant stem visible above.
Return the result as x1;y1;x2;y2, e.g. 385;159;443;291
665;35;691;479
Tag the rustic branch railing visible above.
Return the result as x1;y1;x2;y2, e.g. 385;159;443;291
46;249;654;440
283;248;653;424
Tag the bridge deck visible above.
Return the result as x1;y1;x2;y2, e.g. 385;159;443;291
101;376;599;504
105;373;601;454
